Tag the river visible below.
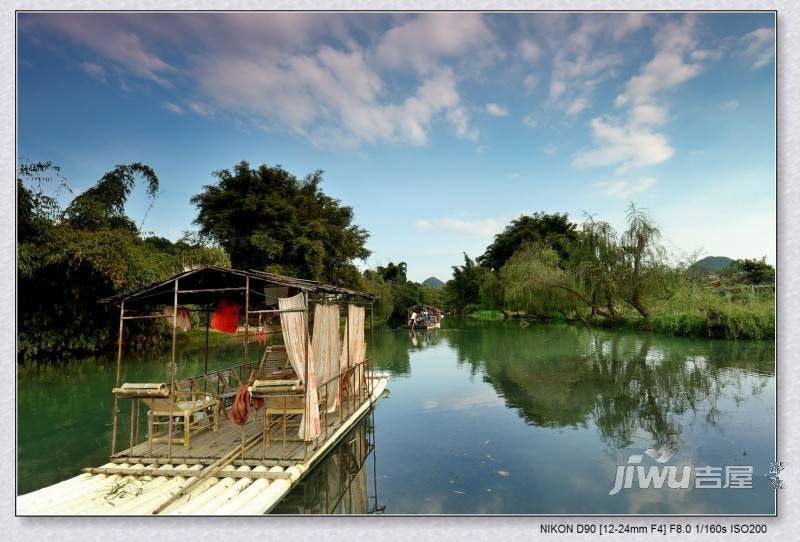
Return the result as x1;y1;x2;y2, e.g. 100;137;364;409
17;320;775;514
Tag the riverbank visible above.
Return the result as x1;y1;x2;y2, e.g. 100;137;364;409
467;288;775;340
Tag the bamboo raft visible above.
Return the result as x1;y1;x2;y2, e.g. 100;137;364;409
17;376;388;515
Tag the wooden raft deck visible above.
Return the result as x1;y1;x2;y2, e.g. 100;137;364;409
117;404;340;464
16;377;388;515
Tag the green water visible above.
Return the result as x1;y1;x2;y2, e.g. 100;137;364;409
17;321;775;514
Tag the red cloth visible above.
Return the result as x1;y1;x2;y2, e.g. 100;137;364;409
229;384;263;426
210;299;240;334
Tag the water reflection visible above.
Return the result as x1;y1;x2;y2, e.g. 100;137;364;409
18;321;775;514
273;411;382;514
442;323;773;451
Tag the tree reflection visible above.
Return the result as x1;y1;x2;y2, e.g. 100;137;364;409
443;322;773;450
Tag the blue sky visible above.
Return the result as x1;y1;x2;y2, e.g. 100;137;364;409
17;12;775;282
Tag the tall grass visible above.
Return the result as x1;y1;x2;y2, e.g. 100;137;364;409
650;283;774;340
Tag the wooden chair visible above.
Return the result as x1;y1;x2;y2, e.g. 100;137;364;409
203;368;242;416
249;345;290;380
147;378;220;449
249;378;304;459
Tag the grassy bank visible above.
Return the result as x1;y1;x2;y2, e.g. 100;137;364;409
467;286;774;340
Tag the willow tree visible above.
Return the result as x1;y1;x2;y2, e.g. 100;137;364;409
501;244;580;318
191;161;370;286
498;204;667;324
617;204;667;322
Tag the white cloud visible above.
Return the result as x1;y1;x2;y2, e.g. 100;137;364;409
615;16;703;108
566;97;588;117
33;14;175;86
543;144;558;155
485;103;509;117
188;101;214;117
740;27;774;69
446;107;479;141
415;217;503;237
32;13;485;149
375;13;494;74
518;38;540;63
576;16;716;174
541;14;647;114
630;104;667;126
572;116;673;173
79;61;106;82
722;100;740;110
594;177;657;199
522;114;537;128
163;102;184;114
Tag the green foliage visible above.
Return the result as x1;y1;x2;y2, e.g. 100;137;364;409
64;163;159;231
362;272;394;324
501;245;580;318
468;309;505;321
443;253;484;313
363;261;443;324
191;161;370;286
451;204;774;340
727;257;775;285
18;160;229;364
478;212;577;271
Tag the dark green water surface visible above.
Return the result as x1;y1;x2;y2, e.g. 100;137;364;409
18;321;775;514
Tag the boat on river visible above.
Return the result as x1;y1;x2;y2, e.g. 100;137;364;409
17;266;389;515
406;304;443;330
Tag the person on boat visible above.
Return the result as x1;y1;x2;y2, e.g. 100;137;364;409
409;310;417;328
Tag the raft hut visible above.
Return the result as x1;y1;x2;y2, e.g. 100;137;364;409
17;266;389;515
406;304;443;330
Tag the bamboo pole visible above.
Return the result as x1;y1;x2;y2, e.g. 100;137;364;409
243;277;250;374
110;300;125;455
204;305;210;382
303;290;309;461
151;424;267;514
167;279;179;459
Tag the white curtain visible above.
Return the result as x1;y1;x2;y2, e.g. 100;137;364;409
312;303;340;413
278;293;321;441
340;304;366;400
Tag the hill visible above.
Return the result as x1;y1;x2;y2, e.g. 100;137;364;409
422;276;445;289
690;256;734;274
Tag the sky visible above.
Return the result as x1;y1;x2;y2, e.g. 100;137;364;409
17;12;776;282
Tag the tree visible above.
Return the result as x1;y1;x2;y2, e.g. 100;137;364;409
18;160;228;363
63;163;159;231
478;212;577;271
191;161;370;285
728;257;775;285
376;261;408;282
617;204;667;321
444;254;483;312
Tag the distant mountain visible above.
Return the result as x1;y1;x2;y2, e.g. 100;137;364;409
422;276;445;289
690;256;734;274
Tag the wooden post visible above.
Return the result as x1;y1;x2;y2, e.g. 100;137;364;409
167;278;179;459
346;302;351;416
303;290;309;461
110;300;125;455
244;277;250;375
203;305;210;382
